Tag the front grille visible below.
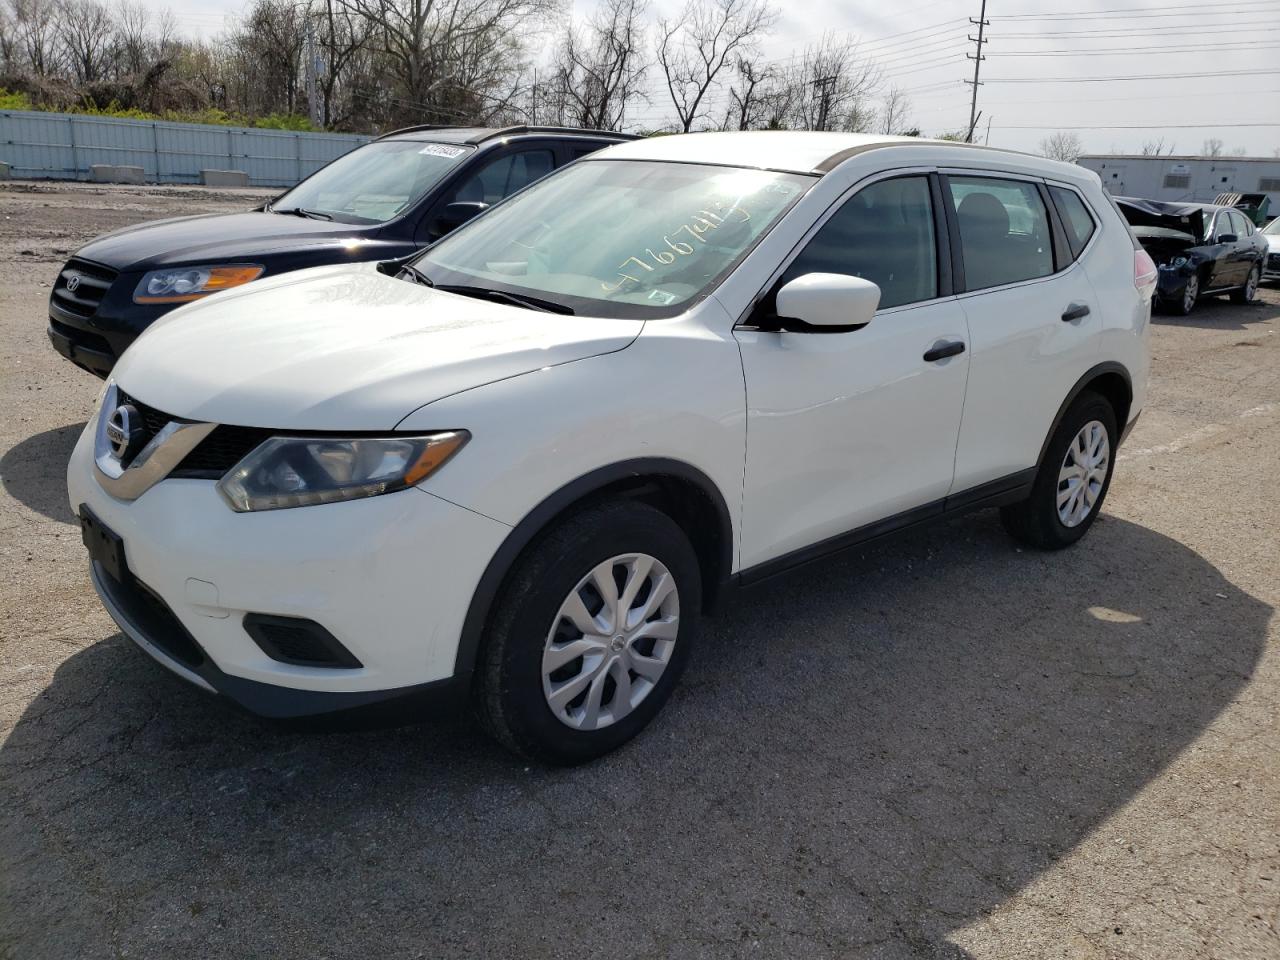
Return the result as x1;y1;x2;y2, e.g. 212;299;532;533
52;258;117;318
174;425;274;477
1268;253;1280;270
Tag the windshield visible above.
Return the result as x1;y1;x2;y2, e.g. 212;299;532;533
271;140;473;224
415;159;812;318
1263;217;1280;236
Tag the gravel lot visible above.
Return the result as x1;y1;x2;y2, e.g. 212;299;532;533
1;181;1277;959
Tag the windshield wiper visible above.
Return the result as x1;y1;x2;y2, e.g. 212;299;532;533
435;284;574;315
276;207;334;221
398;264;434;287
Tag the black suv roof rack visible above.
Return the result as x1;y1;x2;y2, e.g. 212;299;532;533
376;123;640;144
465;125;642;144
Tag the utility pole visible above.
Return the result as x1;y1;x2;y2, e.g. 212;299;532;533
965;0;989;143
811;75;836;132
304;17;322;129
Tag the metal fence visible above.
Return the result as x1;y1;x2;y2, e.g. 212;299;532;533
0;109;370;187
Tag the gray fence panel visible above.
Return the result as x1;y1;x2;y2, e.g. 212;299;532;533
0;109;369;186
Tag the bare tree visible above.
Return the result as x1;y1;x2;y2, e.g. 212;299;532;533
725;54;778;130
543;0;648;130
657;0;776;133
1201;137;1223;157
1228;146;1248;157
56;0;117;83
1039;130;1083;163
877;85;911;135
778;34;879;132
1140;137;1174;157
315;0;373;127
9;0;58;75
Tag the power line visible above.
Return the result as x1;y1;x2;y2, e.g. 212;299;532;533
997;42;1280;56
994;1;1274;20
996;0;1272;13
988;69;1280;83
998;21;1279;38
995;122;1280;129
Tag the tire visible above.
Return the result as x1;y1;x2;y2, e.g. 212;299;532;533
476;499;701;765
1168;272;1199;316
1000;391;1118;550
1230;265;1260;304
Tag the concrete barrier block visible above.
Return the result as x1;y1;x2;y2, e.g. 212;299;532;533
0;161;10;179
90;164;145;184
199;169;251;188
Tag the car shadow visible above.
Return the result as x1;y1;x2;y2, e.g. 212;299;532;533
0;513;1269;958
0;421;85;525
1151;291;1278;329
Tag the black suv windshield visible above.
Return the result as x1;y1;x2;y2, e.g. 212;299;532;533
271;140;474;224
415;159;812;318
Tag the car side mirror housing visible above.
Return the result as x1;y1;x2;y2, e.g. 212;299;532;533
1217;233;1237;244
436;201;489;233
775;272;881;330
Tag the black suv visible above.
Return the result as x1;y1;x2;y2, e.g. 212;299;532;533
48;125;634;377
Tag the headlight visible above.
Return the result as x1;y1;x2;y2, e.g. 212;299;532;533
133;264;264;304
217;432;469;512
1158;256;1189;271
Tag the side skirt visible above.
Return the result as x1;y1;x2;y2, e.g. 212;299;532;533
734;468;1037;589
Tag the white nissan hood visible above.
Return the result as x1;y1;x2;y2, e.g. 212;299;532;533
111;263;642;430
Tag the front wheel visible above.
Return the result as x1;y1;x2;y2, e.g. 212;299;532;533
1230;265;1260;304
1000;391;1118;550
476;500;701;764
1168;273;1199;315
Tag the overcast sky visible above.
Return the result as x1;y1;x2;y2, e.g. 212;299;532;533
160;0;1279;156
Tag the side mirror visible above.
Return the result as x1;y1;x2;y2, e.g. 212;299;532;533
435;200;489;234
775;272;881;330
1217;233;1238;244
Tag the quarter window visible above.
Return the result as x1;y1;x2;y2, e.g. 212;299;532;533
779;176;938;309
949;176;1054;291
1049;186;1097;260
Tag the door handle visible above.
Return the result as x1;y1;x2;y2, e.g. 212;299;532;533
923;340;965;362
1061;303;1091;323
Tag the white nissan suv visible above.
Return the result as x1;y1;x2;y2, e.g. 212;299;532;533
68;132;1154;763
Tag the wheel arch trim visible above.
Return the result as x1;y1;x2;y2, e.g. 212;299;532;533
451;457;734;682
1037;361;1134;468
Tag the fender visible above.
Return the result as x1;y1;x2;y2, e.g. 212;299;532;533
1036;361;1133;468
451;457;734;682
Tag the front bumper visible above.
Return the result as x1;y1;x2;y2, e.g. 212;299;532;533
68;419;511;719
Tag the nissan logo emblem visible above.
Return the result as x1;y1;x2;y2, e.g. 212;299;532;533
66;275;81;293
105;404;142;461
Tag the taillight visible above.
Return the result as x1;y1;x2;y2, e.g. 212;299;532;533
1134;249;1158;301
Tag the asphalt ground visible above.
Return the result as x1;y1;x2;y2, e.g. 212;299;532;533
1;181;1277;958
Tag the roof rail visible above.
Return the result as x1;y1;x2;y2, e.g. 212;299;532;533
465;125;641;144
374;124;454;140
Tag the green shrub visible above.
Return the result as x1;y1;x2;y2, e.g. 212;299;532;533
0;89;34;110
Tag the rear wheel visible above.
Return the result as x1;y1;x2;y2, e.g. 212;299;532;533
1001;391;1117;550
476;500;701;764
1230;265;1260;304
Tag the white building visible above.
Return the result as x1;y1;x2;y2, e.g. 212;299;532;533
1077;154;1280;211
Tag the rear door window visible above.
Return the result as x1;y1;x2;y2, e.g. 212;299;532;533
949;176;1054;290
1049;186;1097;259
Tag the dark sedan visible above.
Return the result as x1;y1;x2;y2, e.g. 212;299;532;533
48;125;632;377
1116;197;1267;315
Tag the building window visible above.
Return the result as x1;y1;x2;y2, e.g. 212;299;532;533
1163;174;1191;189
1260;177;1280;192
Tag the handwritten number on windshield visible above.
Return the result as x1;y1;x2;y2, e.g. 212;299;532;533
602;203;750;294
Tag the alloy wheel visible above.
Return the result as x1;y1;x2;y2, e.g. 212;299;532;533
1057;420;1110;528
541;553;680;730
1182;275;1198;313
